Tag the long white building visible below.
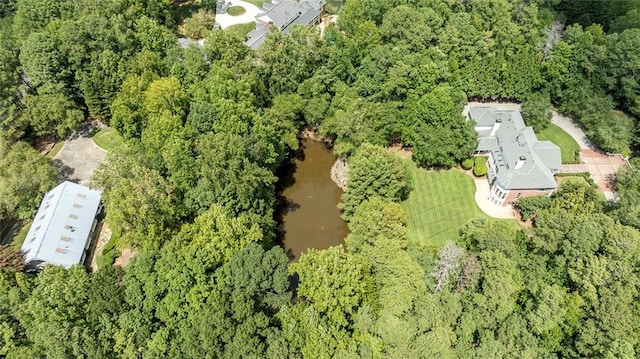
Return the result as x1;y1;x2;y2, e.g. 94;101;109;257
21;181;102;269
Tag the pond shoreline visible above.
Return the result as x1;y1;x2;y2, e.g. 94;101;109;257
298;127;349;190
274;137;349;262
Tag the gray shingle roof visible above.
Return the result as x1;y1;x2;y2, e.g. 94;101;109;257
21;181;102;269
178;37;204;49
245;23;271;49
246;0;324;49
471;107;561;190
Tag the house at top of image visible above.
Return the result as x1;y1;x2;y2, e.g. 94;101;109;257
21;181;102;270
245;0;326;49
469;107;562;206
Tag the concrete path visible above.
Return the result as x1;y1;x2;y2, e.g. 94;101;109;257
559;164;589;173
52;122;107;186
551;112;594;149
472;176;516;219
216;0;262;29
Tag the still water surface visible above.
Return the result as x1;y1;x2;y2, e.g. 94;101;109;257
276;139;348;261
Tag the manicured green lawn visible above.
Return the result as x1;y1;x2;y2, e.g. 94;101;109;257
537;124;581;164
227;6;246;16
402;164;488;249
226;22;255;39
92;127;124;152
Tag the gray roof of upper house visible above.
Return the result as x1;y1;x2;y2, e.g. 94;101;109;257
257;0;324;30
21;181;102;269
247;0;324;48
245;23;271;50
471;107;561;190
178;37;205;49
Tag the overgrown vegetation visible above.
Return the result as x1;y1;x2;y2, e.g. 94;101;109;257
2;0;640;357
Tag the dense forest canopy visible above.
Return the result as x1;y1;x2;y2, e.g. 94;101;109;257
2;0;640;357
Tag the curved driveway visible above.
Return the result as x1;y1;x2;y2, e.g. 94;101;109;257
216;0;262;29
551;112;594;149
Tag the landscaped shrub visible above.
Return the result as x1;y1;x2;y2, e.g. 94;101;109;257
227;6;246;16
461;158;474;170
555;172;599;189
97;237;120;269
473;156;488;176
515;196;552;221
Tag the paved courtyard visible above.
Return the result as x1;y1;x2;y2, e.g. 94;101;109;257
53;122;106;186
581;149;628;196
216;0;262;29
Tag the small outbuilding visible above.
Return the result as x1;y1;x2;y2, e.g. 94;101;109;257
21;181;102;269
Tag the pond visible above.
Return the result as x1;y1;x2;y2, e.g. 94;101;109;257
275;139;349;261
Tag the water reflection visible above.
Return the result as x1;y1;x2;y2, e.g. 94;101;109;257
275;139;349;261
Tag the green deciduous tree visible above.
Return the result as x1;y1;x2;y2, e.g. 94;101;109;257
290;246;373;329
183;9;216;40
0;142;57;220
92;148;178;249
522;92;553;131
20;92;84;138
17;265;91;357
19;31;72;91
178;205;264;265
0;19;21;138
340;143;410;219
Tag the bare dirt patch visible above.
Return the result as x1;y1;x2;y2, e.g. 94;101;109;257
115;248;136;268
388;144;413;159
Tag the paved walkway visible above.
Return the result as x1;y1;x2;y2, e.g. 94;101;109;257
559;164;589;173
216;0;262;29
52;122;107;186
88;221;110;272
472;175;515;219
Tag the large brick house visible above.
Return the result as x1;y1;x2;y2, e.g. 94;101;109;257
469;107;562;206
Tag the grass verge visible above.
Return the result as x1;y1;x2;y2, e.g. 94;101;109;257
244;0;267;7
402;163;490;249
226;22;256;39
12;221;32;250
228;6;246;16
537;124;581;164
92;127;124;152
46;142;65;159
